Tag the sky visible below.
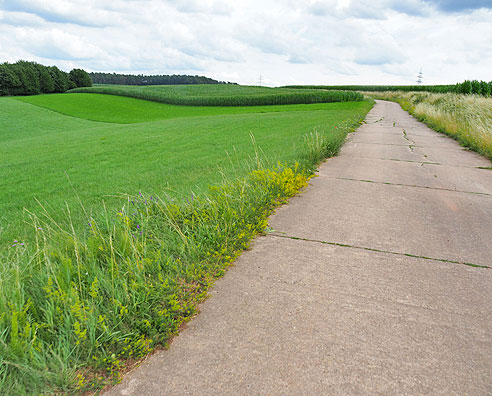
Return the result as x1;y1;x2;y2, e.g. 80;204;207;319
0;0;491;86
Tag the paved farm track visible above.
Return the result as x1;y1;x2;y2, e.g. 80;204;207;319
106;100;492;395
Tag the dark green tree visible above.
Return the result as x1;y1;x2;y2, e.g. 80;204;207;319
0;63;21;95
35;63;55;93
48;66;71;93
13;61;41;95
69;68;92;88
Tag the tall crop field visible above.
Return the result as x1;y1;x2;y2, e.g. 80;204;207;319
69;84;363;106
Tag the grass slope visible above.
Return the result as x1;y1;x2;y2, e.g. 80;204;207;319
1;96;372;244
1;93;373;394
69;84;363;106
17;93;352;124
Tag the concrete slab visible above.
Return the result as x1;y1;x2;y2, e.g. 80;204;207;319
319;155;492;194
270;176;492;267
340;142;426;162
106;237;492;396
406;134;469;149
350;132;410;146
414;146;491;167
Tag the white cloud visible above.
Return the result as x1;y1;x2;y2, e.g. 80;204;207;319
0;0;491;85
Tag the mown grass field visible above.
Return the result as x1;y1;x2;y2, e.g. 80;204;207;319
17;93;353;123
2;94;369;244
0;90;372;395
69;84;363;106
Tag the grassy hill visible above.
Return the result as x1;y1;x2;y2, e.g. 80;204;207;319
17;93;357;123
0;91;372;395
2;94;370;243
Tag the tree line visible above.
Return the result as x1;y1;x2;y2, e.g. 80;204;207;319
89;72;233;86
0;60;92;96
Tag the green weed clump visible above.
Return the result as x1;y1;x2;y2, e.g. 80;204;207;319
0;117;362;394
68;84;363;106
366;91;492;161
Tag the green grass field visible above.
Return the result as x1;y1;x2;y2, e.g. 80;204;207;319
1;94;371;244
69;84;364;106
0;90;372;395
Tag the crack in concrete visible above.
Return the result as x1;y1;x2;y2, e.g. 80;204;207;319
365;117;385;124
402;128;416;152
348;142;424;148
341;155;442;166
325;176;492;197
268;233;490;269
416;145;476;152
390;158;439;166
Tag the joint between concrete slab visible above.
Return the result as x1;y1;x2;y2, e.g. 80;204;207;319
325;176;492;197
268;233;490;269
348;142;423;148
341;155;443;167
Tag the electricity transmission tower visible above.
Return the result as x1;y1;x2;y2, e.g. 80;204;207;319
417;68;423;84
258;74;263;86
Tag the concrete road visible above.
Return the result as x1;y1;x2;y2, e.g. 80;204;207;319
106;100;492;395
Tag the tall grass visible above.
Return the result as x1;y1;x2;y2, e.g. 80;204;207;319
366;91;492;161
0;119;362;395
69;84;363;106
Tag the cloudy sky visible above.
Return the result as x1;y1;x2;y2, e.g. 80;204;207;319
0;0;491;86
